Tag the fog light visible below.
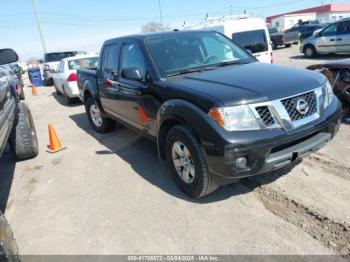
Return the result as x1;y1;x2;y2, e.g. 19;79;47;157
236;157;247;169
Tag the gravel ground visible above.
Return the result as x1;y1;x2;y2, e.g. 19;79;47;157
0;45;349;256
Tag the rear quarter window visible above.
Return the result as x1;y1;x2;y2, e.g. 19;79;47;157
68;57;98;70
232;29;268;53
44;52;77;63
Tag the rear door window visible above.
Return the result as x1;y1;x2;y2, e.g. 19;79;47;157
337;21;350;35
232;29;268;53
102;44;120;74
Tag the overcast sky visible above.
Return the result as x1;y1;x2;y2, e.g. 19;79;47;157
0;0;344;60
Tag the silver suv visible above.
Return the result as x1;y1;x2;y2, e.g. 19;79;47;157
300;17;350;58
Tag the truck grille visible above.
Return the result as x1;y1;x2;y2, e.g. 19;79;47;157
281;91;317;121
256;106;275;126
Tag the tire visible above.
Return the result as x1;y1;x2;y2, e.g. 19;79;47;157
0;212;20;262
43;78;53;86
54;85;62;95
19;88;25;100
165;125;219;198
304;45;316;58
85;97;114;133
9;103;39;161
285;44;291;48
63;87;74;105
272;41;277;50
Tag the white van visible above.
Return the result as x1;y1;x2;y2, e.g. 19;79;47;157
184;17;273;64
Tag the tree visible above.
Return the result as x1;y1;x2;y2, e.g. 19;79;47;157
141;21;170;33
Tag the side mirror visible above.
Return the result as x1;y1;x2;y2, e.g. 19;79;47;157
121;68;143;81
0;49;18;65
314;31;321;37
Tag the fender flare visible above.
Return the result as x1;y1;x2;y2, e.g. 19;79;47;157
156;99;226;160
83;80;108;117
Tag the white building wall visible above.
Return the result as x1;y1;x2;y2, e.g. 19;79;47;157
316;11;350;23
271;13;316;31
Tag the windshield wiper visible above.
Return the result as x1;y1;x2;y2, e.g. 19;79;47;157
167;67;216;77
216;60;248;67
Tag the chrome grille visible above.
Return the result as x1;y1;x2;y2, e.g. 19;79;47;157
281;91;317;121
256;106;275;126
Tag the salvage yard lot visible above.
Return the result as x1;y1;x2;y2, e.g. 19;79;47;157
1;45;350;255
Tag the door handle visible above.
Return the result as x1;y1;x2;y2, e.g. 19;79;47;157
336;38;342;41
330;39;335;42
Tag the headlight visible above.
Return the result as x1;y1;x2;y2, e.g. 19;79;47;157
208;105;261;131
323;80;335;109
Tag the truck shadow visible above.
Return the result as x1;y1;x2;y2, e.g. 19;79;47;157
69;113;288;203
0;146;16;213
51;92;82;107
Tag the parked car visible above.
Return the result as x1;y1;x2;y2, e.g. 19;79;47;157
284;24;324;46
52;54;98;104
307;59;350;117
301;17;350;58
4;64;25;100
42;51;78;86
185;17;273;64
0;48;39;262
77;30;341;198
268;27;287;49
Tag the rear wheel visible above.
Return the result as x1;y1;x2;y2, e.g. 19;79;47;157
0;212;20;262
85;97;114;133
9;103;39;160
63;87;74;105
271;41;277;50
304;45;316;58
285;43;291;48
19;88;25;100
165;125;219;198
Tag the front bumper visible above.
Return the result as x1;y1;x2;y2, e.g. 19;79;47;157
204;98;342;185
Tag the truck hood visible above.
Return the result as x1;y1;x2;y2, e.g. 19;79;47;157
167;62;326;106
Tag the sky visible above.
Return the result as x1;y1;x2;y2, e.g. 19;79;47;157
0;0;344;60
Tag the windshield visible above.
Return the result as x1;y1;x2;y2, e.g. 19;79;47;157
145;31;253;78
45;52;77;63
68;57;98;70
232;29;268;53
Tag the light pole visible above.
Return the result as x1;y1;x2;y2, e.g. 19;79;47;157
32;0;47;54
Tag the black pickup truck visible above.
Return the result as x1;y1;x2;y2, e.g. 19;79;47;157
77;30;341;198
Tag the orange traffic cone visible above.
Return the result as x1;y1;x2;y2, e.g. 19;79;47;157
31;84;37;96
47;124;65;153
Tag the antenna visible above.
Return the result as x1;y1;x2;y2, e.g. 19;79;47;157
158;0;164;32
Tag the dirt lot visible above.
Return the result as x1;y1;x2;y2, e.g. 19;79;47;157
0;45;349;256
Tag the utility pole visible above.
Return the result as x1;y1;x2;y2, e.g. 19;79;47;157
158;0;164;31
32;0;47;54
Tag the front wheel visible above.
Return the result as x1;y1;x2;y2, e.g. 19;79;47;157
0;212;20;262
165;125;219;198
304;45;316;58
85;97;115;133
